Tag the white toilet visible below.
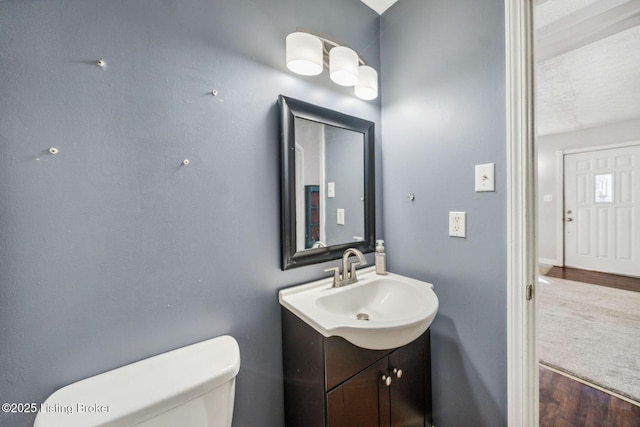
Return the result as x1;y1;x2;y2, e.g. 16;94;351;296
34;335;240;427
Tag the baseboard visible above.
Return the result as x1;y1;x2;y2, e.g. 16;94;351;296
538;258;558;267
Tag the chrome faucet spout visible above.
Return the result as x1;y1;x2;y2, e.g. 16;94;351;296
342;248;366;283
324;248;367;288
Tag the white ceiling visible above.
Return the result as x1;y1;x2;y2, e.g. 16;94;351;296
360;0;397;15
359;0;640;137
535;0;640;136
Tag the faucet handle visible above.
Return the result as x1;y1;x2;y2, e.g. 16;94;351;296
351;259;367;268
348;259;366;280
324;267;340;287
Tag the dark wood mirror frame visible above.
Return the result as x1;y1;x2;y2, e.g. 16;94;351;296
279;95;375;270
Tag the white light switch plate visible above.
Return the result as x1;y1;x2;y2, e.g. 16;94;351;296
475;163;495;192
449;211;466;237
337;208;345;225
327;182;335;198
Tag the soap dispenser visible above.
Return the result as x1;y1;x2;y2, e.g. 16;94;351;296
375;239;387;275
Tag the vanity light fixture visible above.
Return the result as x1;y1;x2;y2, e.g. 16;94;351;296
354;65;378;100
286;32;323;76
285;31;378;100
329;46;359;86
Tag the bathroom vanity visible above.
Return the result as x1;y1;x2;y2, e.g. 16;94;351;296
278;264;438;427
282;307;432;427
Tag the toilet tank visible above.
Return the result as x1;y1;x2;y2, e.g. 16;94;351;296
34;335;240;427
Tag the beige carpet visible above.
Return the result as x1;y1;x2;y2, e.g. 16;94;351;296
537;275;640;403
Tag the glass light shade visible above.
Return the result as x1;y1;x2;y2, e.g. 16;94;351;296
329;46;359;86
354;65;378;100
286;32;323;76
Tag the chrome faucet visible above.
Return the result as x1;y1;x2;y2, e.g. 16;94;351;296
324;248;367;288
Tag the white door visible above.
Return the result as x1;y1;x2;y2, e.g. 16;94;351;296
564;144;640;277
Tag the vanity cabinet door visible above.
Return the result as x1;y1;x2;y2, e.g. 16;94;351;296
325;336;391;390
388;335;427;427
327;357;391;427
282;306;432;427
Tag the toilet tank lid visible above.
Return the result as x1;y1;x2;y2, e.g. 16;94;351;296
33;335;240;427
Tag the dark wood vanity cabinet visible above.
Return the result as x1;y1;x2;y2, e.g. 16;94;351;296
282;308;433;427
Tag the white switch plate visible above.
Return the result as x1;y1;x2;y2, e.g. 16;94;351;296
475;163;495;192
327;182;335;198
449;211;466;237
337;208;345;225
543;194;553;202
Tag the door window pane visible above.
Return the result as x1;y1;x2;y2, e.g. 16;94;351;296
594;174;613;203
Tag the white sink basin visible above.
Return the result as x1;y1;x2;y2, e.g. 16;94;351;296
279;267;439;350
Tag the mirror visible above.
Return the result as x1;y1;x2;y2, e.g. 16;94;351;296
279;95;375;270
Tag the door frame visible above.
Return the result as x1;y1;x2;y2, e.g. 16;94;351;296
295;143;305;251
555;150;565;266
507;0;640;423
505;0;538;425
558;141;640;271
319;125;327;244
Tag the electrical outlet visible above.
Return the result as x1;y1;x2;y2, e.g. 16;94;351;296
337;208;345;225
449;211;466;237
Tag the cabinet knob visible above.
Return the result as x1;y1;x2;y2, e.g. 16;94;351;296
381;374;392;386
393;368;403;379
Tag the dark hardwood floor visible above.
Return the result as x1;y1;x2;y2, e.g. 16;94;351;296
540;365;640;427
541;267;640;425
545;266;640;293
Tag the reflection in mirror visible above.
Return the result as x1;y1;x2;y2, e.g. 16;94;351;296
279;95;375;270
294;118;365;251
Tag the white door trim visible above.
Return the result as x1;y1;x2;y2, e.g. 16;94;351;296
295;143;305;251
505;0;538;425
319;126;327;244
556;150;565;267
563;140;640;155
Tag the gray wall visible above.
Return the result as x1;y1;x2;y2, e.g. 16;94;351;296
0;1;381;426
380;1;508;425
